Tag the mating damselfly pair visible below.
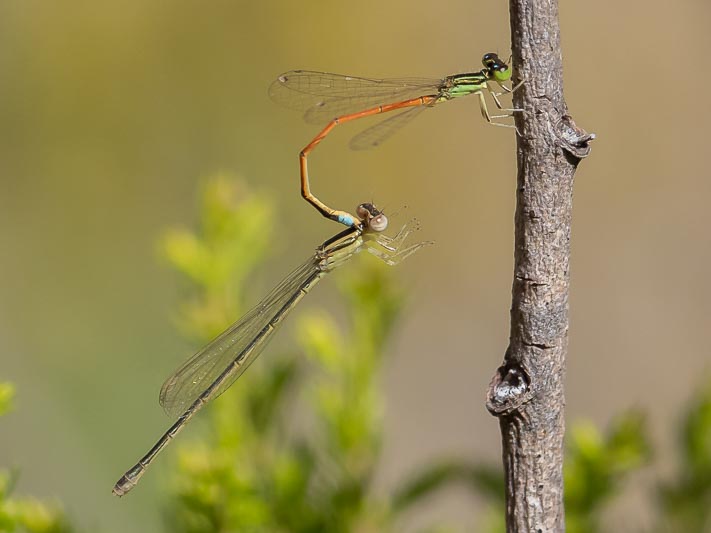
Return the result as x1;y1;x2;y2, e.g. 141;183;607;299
113;51;520;496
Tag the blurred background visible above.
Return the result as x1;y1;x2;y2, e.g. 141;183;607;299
1;1;710;531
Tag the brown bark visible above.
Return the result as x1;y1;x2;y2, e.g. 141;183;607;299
485;0;595;531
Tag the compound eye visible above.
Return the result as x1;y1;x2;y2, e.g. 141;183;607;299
369;213;388;232
482;52;499;66
356;203;379;220
356;204;370;219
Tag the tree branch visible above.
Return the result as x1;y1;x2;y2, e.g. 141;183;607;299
485;0;594;531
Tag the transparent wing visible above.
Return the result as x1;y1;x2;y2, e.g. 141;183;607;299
159;258;320;418
349;106;429;151
269;70;442;124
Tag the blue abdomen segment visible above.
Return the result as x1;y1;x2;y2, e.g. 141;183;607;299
337;213;356;227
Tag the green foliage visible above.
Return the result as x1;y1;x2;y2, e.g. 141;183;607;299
657;379;711;532
0;383;14;417
0;384;74;533
564;412;651;533
436;380;711;533
160;174;275;341
397;412;651;533
159;174;444;532
393;461;502;514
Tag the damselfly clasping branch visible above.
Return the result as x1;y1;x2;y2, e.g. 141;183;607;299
270;52;523;228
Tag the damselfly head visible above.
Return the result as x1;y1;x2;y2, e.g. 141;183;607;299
482;52;512;82
357;203;388;232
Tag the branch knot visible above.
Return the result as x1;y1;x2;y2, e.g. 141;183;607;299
554;114;595;159
486;362;532;416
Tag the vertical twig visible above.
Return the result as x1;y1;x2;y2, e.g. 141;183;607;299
485;0;595;531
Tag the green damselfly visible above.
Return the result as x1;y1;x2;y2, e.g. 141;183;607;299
270;52;523;228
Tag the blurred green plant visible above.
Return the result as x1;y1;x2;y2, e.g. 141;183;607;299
563;411;651;533
656;379;711;533
391;412;652;533
399;381;711;533
0;384;74;533
0;384;14;418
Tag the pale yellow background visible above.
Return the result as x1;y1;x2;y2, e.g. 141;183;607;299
1;1;708;531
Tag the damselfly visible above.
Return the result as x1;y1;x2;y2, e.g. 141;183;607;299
270;52;523;228
113;203;430;496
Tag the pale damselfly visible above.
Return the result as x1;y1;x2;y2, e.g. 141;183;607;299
113;203;430;496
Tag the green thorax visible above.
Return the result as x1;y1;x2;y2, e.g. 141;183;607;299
439;72;488;100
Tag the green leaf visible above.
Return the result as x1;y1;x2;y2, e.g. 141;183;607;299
393;461;504;513
564;411;650;533
657;379;711;531
0;383;15;416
